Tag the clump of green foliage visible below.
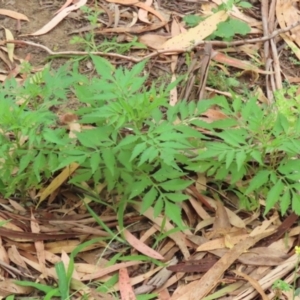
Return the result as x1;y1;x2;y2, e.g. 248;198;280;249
1;55;300;229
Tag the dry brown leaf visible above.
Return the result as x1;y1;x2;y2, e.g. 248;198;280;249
45;239;103;254
212;51;273;74
237;247;286;266
276;0;300;60
172;229;275;300
31;211;47;278
197;234;249;251
138;34;168;49
133;202;190;260
25;0;87;36
233;270;269;300
211;201;231;236
119;268;136;300
0;50;12;70
55;0;75;15
1;27;14;62
37;162;79;206
0;279;33;297
0;9;29;21
195;173;207;193
122;228;164;260
106;0;166;22
135;257;177;295
80;260;142;281
138;0;152;24
204;196;245;228
160;11;228;51
8;245;30;272
61;251;80;280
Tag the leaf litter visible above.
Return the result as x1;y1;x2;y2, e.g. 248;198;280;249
1;0;300;299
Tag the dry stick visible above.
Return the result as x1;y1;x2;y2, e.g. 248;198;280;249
269;0;282;91
2;20;300;63
261;0;273;102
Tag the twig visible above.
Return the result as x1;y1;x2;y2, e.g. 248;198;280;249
2;20;300;63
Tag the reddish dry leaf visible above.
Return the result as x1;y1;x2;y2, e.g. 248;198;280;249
55;0;75;15
167;258;217;273
0;9;29;21
138;0;152;24
202;108;228;121
99;20;167;34
31;211;47;278
123;228;164;260
158;289;171;300
107;0;166;22
212;51;273;74
119;268;136;300
26;0;87;36
80;261;142;281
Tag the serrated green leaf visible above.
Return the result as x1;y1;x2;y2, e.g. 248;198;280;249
90;55;114;80
102;148;115;176
292;191;300;215
236;150;247;171
176;124;204;139
90;152;101;174
239;1;252;8
130;142;147;161
245;170;270;194
225;150;235;168
117;150;132;171
141;187;158;212
76;131;100;148
280;190;291;215
55;155;86;171
129;178;151;199
159;179;192;191
165;193;188;202
43;129;67;146
230;164;246;183
33;152;46;181
137;147;153;166
278;159;300;175
264;180;284;215
48;153;58;171
117;134;139;148
165;201;183;228
18;152;35;174
217;129;247;147
250;150;263;165
154;197;164;217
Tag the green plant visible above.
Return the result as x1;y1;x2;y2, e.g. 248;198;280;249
272;246;300;299
188;90;300;215
3;54;300;230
